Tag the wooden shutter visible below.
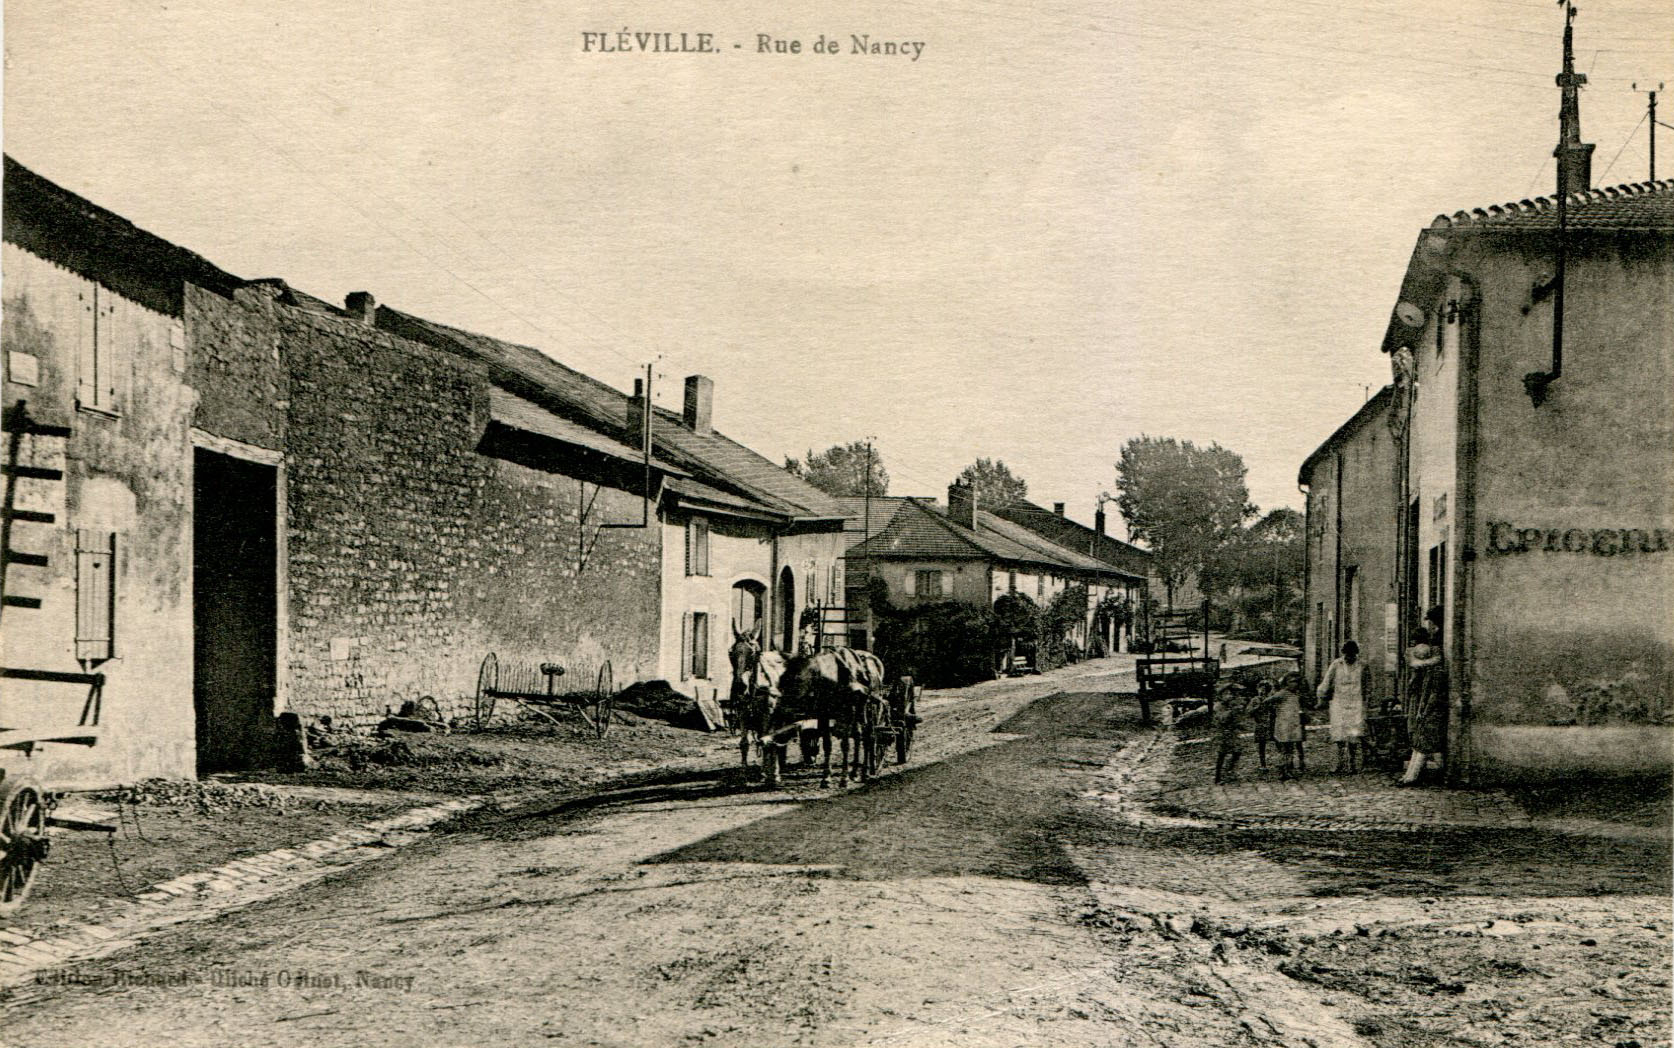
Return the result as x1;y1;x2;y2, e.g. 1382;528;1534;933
75;530;116;662
100;292;121;410
680;612;691;680
695;519;709;576
693;612;710;679
904;570;916;597
76;287;98;406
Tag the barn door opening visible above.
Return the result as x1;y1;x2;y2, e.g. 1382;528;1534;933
778;566;796;653
193;448;277;773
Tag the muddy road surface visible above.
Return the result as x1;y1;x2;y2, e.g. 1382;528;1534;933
3;661;1667;1047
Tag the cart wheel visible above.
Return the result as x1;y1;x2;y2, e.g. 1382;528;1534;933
475;653;498;728
895;684;919;764
0;778;49;915
591;662;615;739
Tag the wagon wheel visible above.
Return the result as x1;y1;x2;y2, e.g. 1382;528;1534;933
474;653;499;728
861;697;888;779
589;661;614;739
896;686;919;765
0;778;50;915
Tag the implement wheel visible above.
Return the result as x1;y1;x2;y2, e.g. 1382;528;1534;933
588;661;615;739
0;778;50;915
474;653;499;728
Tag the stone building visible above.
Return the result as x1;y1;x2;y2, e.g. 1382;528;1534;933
1298;387;1397;698
4;156;848;779
1299;31;1674;780
2;156;240;785
840;483;1145;660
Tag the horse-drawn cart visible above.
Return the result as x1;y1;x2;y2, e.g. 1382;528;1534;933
473;653;615;737
1136;605;1220;724
857;675;924;777
0;668;109;914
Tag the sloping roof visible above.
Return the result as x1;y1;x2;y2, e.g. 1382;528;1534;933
979;511;1141;579
833;496;918;545
1380;180;1673;358
488;387;689;476
845;498;1135;579
846;499;990;560
378;307;844;523
3;155;244;317
1427;179;1674;232
1298;386;1394;487
988;500;1153;578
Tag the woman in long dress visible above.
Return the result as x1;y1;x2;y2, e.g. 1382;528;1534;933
1317;640;1370;773
1401;608;1449;785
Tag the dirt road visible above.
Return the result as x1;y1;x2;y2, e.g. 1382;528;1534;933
2;661;1667;1047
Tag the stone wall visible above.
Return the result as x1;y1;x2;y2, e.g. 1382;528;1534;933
193;293;663;730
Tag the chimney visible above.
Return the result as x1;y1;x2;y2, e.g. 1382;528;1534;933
1553;3;1595;198
683;375;714;435
947;481;977;530
626;378;648;444
1053;502;1066;516
1094;507;1107;538
344;291;376;326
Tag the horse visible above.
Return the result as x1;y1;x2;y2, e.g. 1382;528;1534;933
768;647;889;787
727;625;787;773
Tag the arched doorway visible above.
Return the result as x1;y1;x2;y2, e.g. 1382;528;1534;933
778;566;796;652
732;580;765;639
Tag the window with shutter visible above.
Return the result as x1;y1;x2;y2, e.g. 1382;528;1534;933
686;519;710;576
691;611;710;679
680;612;691;680
76;285;122;414
75;530;116;663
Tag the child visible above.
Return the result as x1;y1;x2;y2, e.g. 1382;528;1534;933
1212;683;1247;785
1251;679;1278;770
1317;640;1370;774
1270;671;1305;779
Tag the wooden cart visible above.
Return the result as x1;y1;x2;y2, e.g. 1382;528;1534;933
1136;604;1220;724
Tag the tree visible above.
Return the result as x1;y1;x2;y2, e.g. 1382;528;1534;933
1111;436;1255;609
955;458;1028;507
784;441;888;498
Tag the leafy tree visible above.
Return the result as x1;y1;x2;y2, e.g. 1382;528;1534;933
784;441;888;498
1111;436;1255;609
1222;508;1305;643
955;458;1028;507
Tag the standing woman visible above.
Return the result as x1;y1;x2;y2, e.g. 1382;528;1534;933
1400;607;1449;785
1317;640;1370;773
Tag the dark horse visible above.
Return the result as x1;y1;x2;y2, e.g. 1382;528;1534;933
727;626;787;774
765;647;888;787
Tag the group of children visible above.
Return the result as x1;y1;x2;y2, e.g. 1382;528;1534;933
1212;639;1374;785
1212;671;1307;783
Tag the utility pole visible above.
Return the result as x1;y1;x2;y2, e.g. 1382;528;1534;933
1635;82;1665;181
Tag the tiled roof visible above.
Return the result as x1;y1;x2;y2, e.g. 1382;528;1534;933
989;500;1153;579
487;387;689;476
833;496;917;544
1428;180;1674;232
378;308;844;523
3;155;243;317
846;499;990;560
845;498;1134;579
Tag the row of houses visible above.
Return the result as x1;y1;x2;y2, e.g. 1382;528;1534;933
1298;39;1673;782
1;157;1151;787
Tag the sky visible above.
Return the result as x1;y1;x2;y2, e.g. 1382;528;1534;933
4;0;1670;537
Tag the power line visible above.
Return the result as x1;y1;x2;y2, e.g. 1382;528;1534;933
1598;110;1651;182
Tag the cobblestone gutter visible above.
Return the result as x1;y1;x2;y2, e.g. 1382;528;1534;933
0;793;504;988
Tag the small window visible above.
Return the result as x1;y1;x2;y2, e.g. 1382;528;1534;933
914;570;944;599
75;530;116;663
1008;571;1017;594
1036;574;1045;597
685;518;710;576
689;611;710;679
